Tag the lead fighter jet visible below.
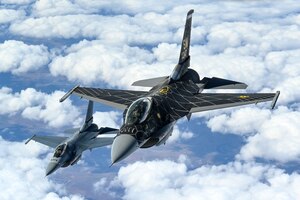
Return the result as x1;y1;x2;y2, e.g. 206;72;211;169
60;10;280;165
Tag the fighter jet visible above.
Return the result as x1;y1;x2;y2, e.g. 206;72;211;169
60;9;280;165
26;101;117;176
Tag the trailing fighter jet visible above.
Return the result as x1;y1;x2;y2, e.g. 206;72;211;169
26;101;117;176
60;9;280;165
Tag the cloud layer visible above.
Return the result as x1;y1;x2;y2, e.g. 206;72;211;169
116;159;300;200
49;40;161;86
0;9;25;24
0;40;50;75
0;87;81;128
207;106;300;163
0;137;83;200
1;0;300;199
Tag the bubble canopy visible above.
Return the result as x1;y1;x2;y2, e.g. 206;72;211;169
54;144;67;158
125;97;153;125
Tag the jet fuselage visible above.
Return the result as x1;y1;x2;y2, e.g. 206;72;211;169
111;78;202;164
46;125;99;176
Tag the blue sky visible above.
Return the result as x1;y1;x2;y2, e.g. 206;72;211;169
1;1;300;200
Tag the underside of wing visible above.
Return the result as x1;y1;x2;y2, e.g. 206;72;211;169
60;86;148;110
188;92;280;113
26;135;67;148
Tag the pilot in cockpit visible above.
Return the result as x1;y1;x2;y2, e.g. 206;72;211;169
54;144;66;157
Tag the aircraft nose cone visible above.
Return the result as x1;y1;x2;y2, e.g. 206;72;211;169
111;134;138;165
46;162;59;176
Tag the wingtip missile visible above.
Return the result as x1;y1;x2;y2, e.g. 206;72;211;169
271;91;280;109
59;85;80;102
25;135;36;145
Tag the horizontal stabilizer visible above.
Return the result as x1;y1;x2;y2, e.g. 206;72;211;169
200;77;248;89
131;76;168;87
99;127;119;134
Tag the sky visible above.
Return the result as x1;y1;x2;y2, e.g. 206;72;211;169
0;0;300;199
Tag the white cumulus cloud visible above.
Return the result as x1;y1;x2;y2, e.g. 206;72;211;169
167;125;194;143
238;106;300;163
32;0;92;17
207;106;272;135
0;137;84;200
0;0;34;5
49;39;171;87
207;106;300;163
0;40;50;75
0;87;82;128
93;111;121;128
0;9;25;24
115;159;300;200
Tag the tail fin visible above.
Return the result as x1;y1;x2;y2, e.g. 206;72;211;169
170;9;194;81
80;100;94;132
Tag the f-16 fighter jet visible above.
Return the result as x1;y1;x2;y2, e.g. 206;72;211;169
26;101;117;176
60;9;280;165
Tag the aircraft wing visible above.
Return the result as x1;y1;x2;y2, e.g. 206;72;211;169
25;135;67;148
188;92;280;113
78;136;115;150
60;86;148;110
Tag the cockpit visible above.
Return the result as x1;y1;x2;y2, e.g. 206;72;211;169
125;97;153;125
54;144;67;158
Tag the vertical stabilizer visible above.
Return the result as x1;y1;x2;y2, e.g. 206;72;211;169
80;100;94;132
170;9;194;81
178;9;193;64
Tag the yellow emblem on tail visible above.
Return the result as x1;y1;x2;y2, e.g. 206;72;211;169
159;86;170;95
